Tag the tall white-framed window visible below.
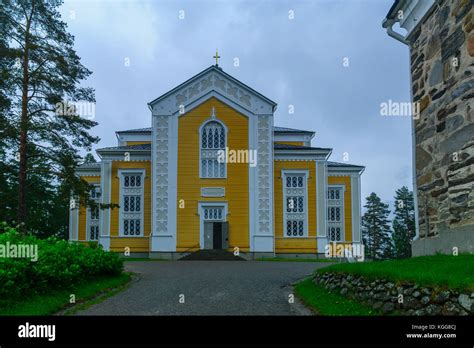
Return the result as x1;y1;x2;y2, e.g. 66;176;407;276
282;170;309;238
199;120;227;178
327;185;345;242
119;169;145;237
86;184;101;241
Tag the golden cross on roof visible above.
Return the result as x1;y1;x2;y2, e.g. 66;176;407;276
213;49;221;66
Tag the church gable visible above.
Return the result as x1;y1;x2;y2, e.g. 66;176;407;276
149;66;276;252
148;65;277;116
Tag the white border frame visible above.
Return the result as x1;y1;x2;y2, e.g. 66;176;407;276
118;168;146;237
281;169;309;239
327;184;345;242
198;118;228;179
197;202;228;249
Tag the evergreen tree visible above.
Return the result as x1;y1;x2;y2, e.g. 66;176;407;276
392;186;415;258
362;192;394;260
0;0;99;232
83;152;97;164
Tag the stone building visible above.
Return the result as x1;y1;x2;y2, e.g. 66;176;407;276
383;0;473;255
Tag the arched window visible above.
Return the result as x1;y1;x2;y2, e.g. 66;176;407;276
200;121;226;178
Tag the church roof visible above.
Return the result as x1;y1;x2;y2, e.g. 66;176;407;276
327;161;365;174
274;143;330;151
117;126;314;135
327;161;364;168
273;126;314;134
77;162;101;169
116;127;152;133
97;143;152;151
98;143;329;152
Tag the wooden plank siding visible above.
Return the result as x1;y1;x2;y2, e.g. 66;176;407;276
274;141;305;146
176;97;250;252
125;141;151;146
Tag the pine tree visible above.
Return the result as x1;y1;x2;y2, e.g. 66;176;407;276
362;192;394;260
392;186;415;258
83;152;97;164
0;0;99;232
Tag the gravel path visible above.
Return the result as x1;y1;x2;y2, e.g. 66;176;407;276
75;261;331;315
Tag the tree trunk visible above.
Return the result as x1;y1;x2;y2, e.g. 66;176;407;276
17;10;32;233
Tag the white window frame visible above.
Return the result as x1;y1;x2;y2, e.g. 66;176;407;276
327;185;345;242
119;169;145;237
86;184;101;241
197;202;228;249
199;119;228;179
282;170;309;238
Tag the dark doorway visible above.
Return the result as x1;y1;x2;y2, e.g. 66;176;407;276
213;222;223;250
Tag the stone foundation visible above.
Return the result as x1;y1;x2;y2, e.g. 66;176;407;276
314;272;474;316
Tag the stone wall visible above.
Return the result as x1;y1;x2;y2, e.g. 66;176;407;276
409;0;473;255
314;272;474;316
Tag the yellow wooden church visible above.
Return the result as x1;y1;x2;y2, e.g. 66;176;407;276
69;64;364;259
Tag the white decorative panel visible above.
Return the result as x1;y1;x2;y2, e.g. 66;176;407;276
151;69;275;116
201;187;225;197
256;116;272;234
173;73;252;108
155;115;169;235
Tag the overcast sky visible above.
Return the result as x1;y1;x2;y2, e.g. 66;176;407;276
60;0;413;211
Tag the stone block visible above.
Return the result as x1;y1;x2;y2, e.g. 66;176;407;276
446;114;464;132
419;95;431;112
469;35;474;56
416;146;433;171
429;60;444;86
441;26;465;61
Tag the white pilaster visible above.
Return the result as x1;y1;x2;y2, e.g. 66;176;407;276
150;113;176;252
252;114;274;252
351;174;362;243
98;160;112;251
69;200;79;241
168;114;178;249
248;115;257;251
316;160;328;253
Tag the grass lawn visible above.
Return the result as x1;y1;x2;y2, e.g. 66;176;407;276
257;257;335;263
0;273;131;316
295;278;379;315
318;254;474;291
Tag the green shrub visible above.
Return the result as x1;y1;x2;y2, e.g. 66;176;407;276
0;223;123;307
